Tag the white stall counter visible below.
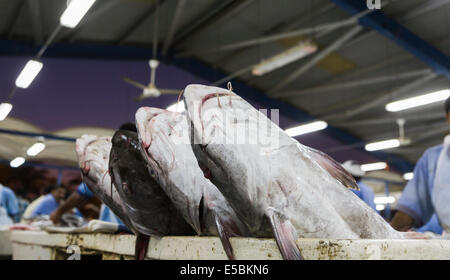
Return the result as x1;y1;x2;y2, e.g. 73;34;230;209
10;230;450;260
0;229;12;258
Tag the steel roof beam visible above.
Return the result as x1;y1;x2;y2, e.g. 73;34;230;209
63;0;122;42
343;0;450;50
161;0;187;56
330;73;438;121
115;0;167;46
330;0;450;78
334;112;445;127
28;0;44;45
269;25;363;93
5;0;26;38
171;0;255;50
278;68;432;98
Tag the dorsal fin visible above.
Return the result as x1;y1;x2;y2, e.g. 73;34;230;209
305;146;359;190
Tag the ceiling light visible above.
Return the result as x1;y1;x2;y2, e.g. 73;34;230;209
15;60;43;89
252;41;317;76
360;162;387;172
10;157;25;168
166;102;185;113
285;121;328;137
403;172;414;180
27;142;46;156
60;0;96;28
0;103;13;121
386;89;450;112
374;196;396;204
365;139;400;151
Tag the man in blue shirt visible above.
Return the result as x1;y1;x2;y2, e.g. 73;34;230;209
31;185;66;218
0;184;19;224
390;97;450;233
50;182;126;226
342;160;378;211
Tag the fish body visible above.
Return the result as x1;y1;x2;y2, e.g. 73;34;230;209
109;130;194;237
136;107;249;259
183;84;403;259
75;135;135;233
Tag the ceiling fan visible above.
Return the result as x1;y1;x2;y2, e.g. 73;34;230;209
121;0;180;101
396;118;411;146
122;59;181;101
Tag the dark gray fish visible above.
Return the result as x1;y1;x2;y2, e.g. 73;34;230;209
109;129;195;259
136;107;249;259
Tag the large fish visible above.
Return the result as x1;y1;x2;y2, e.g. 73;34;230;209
75;135;135;234
109;130;195;259
183;84;403;260
136;107;249;259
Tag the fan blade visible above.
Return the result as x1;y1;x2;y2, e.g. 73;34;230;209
159;89;182;94
122;77;148;90
134;95;149;102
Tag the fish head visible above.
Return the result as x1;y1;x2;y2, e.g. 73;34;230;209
135;107;167;150
76;135;111;183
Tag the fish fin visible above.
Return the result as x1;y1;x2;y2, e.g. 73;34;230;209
266;207;303;260
135;234;150;260
215;214;238;260
305;146;359;190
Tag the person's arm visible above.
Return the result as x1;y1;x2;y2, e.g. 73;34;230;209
50;192;84;224
391;211;415;231
391;152;435;231
50;183;93;224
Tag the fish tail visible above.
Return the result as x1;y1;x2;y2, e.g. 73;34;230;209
266;207;303;260
135;234;150;260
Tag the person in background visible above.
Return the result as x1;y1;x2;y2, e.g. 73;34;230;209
30;185;66;218
0;182;19;225
390;97;450;234
50;122;137;229
49;183;101;224
342;160;377;211
21;189;48;222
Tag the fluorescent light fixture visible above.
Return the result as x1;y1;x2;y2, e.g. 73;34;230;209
166;102;185;113
15;60;43;88
374;196;396;204
252;41;317;76
285;121;328;137
10;157;25;168
365;139;400;151
403;172;414;180
376;204;385;211
60;0;96;28
27;142;46;156
0;103;13;121
360;162;387;172
386;89;450;112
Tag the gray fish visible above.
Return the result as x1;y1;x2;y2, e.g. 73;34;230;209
75;135;135;234
183;84;403;260
136;107;249;259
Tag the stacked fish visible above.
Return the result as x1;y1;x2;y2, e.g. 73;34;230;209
75;84;403;260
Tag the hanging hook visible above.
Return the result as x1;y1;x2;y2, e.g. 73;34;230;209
227;81;233;105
